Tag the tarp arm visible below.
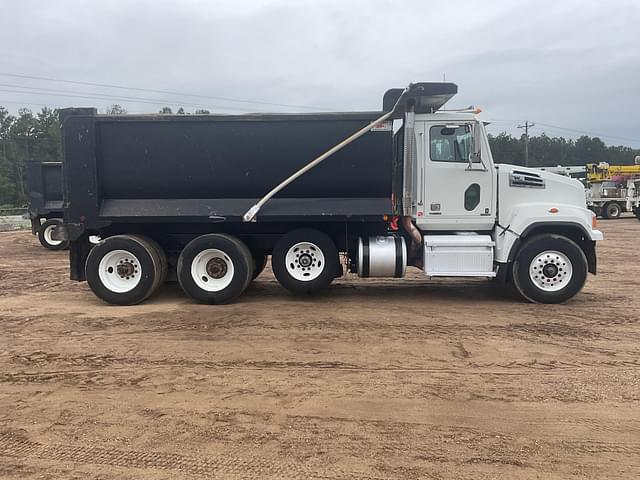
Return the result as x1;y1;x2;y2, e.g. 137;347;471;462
242;84;412;222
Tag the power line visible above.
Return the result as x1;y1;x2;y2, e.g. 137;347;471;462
0;85;251;112
0;72;332;111
534;121;639;144
0;99;64;108
491;117;639;145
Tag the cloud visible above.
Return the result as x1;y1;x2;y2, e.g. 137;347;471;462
0;0;638;146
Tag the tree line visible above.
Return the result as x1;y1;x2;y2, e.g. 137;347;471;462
1;104;638;207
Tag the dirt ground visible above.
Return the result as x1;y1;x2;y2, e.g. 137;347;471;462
1;219;639;479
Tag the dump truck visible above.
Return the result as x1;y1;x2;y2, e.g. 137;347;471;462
57;82;602;305
25;160;69;250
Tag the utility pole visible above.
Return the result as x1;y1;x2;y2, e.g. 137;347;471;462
517;121;535;167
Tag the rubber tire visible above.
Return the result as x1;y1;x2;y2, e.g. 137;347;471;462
85;235;161;305
604;202;621;219
512;234;588;304
125;235;167;296
38;218;69;250
272;229;339;294
252;252;268;280
177;234;253;304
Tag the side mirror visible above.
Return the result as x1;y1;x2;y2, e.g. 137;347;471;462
468;151;481;169
466;123;486;171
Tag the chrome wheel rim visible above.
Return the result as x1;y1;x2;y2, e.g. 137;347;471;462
98;249;142;293
285;242;325;281
191;248;234;292
529;250;573;292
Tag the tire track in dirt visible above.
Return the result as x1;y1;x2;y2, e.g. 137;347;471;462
0;431;383;480
3;312;632;344
3;351;640;377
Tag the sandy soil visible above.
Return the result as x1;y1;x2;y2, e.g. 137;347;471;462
1;219;639;479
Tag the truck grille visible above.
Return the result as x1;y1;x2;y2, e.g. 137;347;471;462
509;170;546;189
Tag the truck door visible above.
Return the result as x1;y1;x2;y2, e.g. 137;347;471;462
415;121;495;231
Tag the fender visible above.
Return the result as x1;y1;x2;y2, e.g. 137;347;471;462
495;220;599;283
495;202;602;260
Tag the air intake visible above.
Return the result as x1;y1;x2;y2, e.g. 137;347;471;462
509;170;546;189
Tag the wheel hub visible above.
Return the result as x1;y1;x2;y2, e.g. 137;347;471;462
98;249;143;293
285;242;325;282
206;257;228;279
542;263;559;278
116;261;136;278
298;253;313;268
528;250;573;292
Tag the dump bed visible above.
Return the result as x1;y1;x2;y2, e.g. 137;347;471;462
26;161;64;218
61;110;396;227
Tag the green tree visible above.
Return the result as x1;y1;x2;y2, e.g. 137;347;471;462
105;104;127;115
33;107;61;162
0;107;17;205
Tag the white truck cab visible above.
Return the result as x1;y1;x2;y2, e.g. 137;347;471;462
400;110;602;303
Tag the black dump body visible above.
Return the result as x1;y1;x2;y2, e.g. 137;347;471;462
59;83;458;280
26;161;64;233
61;110;398;232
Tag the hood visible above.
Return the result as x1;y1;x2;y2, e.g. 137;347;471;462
496;164;587;208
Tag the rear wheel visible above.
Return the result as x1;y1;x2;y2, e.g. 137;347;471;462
512;234;587;304
177;234;253;304
85;234;162;305
272;229;339;294
130;235;168;293
603;202;621;219
38;218;68;250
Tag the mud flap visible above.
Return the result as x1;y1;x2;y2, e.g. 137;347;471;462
69;236;91;281
30;217;40;235
584;240;597;275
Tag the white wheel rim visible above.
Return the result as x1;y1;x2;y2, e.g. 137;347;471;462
285;241;325;281
43;224;63;246
98;249;142;293
529;250;573;292
191;248;234;292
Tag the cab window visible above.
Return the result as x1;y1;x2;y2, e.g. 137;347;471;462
430;125;472;162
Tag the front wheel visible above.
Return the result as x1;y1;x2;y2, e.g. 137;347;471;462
272;229;339;294
38;218;69;250
512;234;588;304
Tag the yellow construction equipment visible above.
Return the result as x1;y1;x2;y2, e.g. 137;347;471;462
586;159;640;182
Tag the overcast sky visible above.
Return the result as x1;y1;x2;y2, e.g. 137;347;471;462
1;0;639;146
